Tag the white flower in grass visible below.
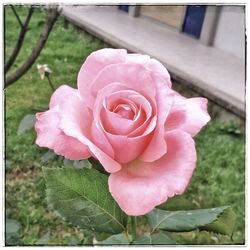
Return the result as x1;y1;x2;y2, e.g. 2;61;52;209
37;64;52;80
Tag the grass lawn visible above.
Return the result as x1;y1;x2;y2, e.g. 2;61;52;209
5;6;245;245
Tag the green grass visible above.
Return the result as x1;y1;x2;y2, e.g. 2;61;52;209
5;5;245;245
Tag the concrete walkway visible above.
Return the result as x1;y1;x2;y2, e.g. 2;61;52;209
62;6;245;118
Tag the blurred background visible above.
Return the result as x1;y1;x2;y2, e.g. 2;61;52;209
5;4;245;246
62;5;245;118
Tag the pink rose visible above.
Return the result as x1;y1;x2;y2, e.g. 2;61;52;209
35;48;210;216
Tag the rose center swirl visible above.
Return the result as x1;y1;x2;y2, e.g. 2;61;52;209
99;89;154;137
113;104;134;119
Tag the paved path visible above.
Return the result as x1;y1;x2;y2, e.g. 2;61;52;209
62;6;245;117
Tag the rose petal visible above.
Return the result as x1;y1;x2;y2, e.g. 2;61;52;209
139;73;173;162
105;133;151;164
91;63;156;104
58;92;121;173
108;130;197;216
104;116;156;163
92;82;157;163
91;120;115;158
35;107;91;160
93;81;155;135
165;93;211;137
49;85;78;109
77;48;127;108
126;53;151;64
126;53;171;87
102;90;153;136
101;107;142;136
145;58;172;87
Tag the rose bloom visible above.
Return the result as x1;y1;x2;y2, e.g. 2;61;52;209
35;48;210;216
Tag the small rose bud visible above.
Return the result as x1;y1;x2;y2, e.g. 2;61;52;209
37;64;52;80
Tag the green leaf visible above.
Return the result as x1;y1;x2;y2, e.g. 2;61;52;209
5;211;21;245
67;236;81;246
201;206;236;236
84;235;94;245
73;160;92;169
94;233;130;245
81;229;94;245
6;219;21;235
35;231;51;245
6;218;21;245
17;114;36;134
41;150;56;163
146;206;235;235
43;167;127;234
5;160;12;170
37;20;45;27
158;195;197;211
63;159;92;169
133;232;176;245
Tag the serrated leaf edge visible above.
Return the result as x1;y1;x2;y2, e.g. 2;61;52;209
200;206;236;236
150;206;230;232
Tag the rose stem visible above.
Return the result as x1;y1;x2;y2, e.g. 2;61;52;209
131;216;137;241
46;74;55;92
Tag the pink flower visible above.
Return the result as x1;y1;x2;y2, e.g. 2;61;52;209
35;48;210;216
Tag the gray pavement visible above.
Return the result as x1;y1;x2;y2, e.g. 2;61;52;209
62;6;245;118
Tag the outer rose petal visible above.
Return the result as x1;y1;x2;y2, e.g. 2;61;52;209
77;48;127;108
145;58;171;87
49;85;78;109
58;92;121;173
108;130;196;216
165;94;211;137
125;53;150;64
35;106;91;160
126;53;172;87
